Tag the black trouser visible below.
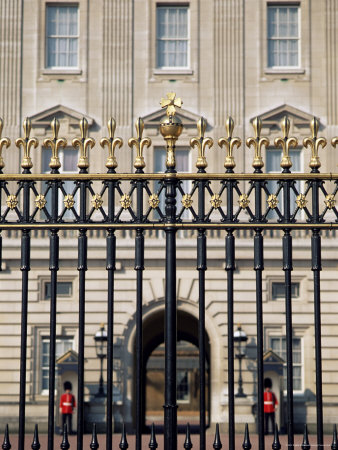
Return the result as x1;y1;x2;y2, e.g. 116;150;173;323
264;412;275;435
62;413;73;434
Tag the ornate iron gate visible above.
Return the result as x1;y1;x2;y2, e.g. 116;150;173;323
1;93;338;449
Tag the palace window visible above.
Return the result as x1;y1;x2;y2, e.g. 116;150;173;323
41;337;74;393
267;5;300;68
156;6;189;69
46;5;79;68
269;336;303;391
271;281;300;300
43;281;73;300
42;147;79;218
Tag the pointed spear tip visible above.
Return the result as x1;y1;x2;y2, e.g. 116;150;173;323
242;423;252;450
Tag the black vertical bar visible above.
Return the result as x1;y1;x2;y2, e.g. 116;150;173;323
135;167;145;450
197;168;207;449
310;160;323;445
106;229;116;450
283;230;294;446
77;165;87;450
254;230;264;450
106;168;116;450
164;168;177;450
48;230;59;450
197;229;206;449
48;170;60;450
312;229;323;446
135;227;144;450
77;228;87;450
225;230;235;450
253;168;265;450
18;230;30;450
18;172;31;450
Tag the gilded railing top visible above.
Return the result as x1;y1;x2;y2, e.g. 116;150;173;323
0;93;337;173
0;94;338;229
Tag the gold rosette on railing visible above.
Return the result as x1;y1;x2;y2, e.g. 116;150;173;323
0;118;11;170
100;118;123;169
72;118;95;170
159;92;183;169
303;117;327;170
246;117;269;170
218;116;241;170
274;116;298;170
43;118;67;170
128;118;151;170
190;117;213;170
15;117;39;170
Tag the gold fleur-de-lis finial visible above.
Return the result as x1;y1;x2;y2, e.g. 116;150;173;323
0;118;11;170
303;117;327;170
100;118;123;169
160;92;183;117
218;117;241;170
246;117;270;170
15;117;39;170
128;118;151;170
43;118;67;170
190;117;213;170
72;118;95;170
274;116;298;170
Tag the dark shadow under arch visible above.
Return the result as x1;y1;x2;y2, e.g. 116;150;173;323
133;308;211;432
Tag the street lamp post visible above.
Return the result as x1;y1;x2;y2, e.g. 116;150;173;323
94;323;108;397
234;324;248;398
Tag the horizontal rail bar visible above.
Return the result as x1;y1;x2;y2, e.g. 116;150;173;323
0;172;337;181
1;222;338;230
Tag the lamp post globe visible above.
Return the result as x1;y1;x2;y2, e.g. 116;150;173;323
94;323;107;397
234;324;248;398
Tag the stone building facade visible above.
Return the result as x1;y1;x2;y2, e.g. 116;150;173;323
0;0;338;434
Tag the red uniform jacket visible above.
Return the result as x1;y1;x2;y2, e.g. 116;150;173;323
59;393;76;414
264;391;278;413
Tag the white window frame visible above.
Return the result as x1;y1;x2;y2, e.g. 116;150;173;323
45;4;79;69
267;4;300;69
156;5;190;70
41;336;75;395
268;335;303;393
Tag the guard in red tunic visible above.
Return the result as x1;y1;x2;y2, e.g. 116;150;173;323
264;377;278;435
59;381;76;434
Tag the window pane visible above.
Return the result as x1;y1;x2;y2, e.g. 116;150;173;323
46;5;78;68
63;149;78;172
156;6;188;68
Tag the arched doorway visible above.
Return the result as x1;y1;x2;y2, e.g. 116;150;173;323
135;308;211;430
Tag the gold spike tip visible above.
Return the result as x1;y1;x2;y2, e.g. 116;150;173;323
281;116;290;138
252;117;262;138
23;117;32;139
197;117;207;138
107;118;116;139
225;117;234;138
311;117;319;138
79;117;88;139
51;118;60;140
135;118;144;139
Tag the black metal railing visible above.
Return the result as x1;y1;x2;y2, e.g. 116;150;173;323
1;98;338;449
